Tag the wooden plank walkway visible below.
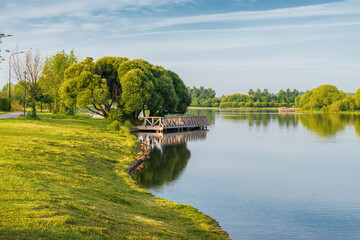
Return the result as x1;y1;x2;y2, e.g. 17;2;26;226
137;115;208;133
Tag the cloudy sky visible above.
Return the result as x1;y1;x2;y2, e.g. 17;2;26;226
0;0;359;95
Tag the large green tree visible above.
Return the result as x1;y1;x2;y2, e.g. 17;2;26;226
38;50;77;112
166;70;191;114
95;56;128;107
60;57;109;116
118;59;155;119
300;84;345;110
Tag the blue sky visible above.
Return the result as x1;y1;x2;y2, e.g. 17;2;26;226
0;0;359;95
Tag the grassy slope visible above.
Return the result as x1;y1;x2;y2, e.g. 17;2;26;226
0;115;228;239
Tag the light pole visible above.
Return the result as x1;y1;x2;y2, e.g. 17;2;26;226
8;51;24;100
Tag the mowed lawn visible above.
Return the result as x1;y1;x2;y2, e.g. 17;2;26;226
0;115;228;240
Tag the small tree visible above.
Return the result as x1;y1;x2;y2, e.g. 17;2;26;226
12;49;42;117
38;50;77;113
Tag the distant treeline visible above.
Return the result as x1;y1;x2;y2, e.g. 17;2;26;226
189;85;360;112
188;86;301;108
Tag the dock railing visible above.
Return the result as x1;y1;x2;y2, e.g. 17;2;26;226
138;115;208;132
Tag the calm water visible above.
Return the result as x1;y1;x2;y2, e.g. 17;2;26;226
133;109;360;240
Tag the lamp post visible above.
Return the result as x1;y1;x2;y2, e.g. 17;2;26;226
8;51;24;100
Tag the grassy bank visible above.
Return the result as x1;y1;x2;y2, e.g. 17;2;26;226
0;114;228;239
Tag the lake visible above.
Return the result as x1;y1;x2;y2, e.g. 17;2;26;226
133;109;360;240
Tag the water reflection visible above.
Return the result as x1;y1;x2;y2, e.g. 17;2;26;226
219;109;360;138
133;130;207;188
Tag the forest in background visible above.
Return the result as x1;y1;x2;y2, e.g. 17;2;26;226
189;85;360;112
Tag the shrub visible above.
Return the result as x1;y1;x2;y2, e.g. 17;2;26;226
107;109;132;124
253;102;261;108
261;102;268;108
238;102;245;108
213;103;219;107
231;102;238;108
108;121;121;131
0;98;11;111
245;102;253;108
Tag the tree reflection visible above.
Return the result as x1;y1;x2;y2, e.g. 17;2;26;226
299;114;349;137
132;143;191;189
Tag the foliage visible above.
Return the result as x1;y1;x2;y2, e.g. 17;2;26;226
0;116;228;239
38;50;77;113
0;97;11;111
165;71;191;114
118;59;190;119
107;108;132;124
60;57;109;117
355;88;360;107
300;85;346;111
119;59;154;119
107;120;121;131
188;86;219;107
219;88;300;108
95;56;128;106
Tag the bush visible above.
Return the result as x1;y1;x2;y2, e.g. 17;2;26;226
231;102;238;108
0;98;11;111
108;121;121;131
253;102;261;108
261;102;268;108
238;102;245;108
107;109;132;124
245;102;253;107
213;102;219;107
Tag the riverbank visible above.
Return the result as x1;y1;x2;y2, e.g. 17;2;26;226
0;114;228;239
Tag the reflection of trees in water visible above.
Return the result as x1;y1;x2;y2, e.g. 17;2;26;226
189;109;216;125
355;119;360;138
277;114;300;128
221;110;300;128
132;143;191;189
299;114;356;137
219;109;360;138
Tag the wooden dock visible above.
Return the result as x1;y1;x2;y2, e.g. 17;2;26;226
137;115;208;133
278;107;300;113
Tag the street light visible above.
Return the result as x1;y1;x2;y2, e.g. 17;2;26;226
8;51;24;99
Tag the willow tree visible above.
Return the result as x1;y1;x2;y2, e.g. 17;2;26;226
60;57;128;117
38;50;77;112
60;57;110;116
95;56;128;107
166;70;191;114
118;59;155;120
147;66;179;116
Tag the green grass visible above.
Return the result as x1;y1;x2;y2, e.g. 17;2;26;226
0;114;228;239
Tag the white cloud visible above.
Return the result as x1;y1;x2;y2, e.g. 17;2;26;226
137;0;360;30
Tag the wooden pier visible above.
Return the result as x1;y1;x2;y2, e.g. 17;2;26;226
137;115;208;133
278;107;300;113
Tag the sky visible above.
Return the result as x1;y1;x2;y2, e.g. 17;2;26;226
0;0;359;95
